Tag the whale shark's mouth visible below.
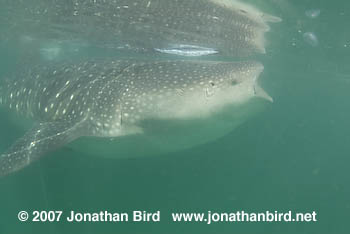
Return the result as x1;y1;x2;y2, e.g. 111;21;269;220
253;83;273;102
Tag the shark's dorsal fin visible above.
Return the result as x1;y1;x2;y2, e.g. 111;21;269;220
0;119;86;177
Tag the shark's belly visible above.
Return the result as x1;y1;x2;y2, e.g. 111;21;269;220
68;99;266;158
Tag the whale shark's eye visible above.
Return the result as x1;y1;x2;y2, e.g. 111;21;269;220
210;82;215;86
231;80;238;86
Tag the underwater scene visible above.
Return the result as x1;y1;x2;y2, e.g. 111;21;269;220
0;0;349;233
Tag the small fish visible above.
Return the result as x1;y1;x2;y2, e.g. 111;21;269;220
305;9;321;19
155;44;218;57
303;32;319;47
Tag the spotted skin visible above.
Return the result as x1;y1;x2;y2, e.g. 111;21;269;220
0;59;268;176
2;0;281;56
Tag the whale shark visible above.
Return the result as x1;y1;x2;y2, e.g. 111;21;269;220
1;0;281;57
0;59;271;176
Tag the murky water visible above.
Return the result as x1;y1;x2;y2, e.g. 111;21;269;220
0;0;349;233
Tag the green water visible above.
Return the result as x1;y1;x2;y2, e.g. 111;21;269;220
0;0;350;233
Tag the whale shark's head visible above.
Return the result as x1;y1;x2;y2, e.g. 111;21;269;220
115;60;269;121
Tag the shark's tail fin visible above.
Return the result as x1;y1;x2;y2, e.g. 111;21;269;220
0;120;85;177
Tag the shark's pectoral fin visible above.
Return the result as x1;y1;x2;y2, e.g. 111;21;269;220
0;120;85;177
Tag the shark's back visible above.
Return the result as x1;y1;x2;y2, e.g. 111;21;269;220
2;0;280;57
0;60;132;122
